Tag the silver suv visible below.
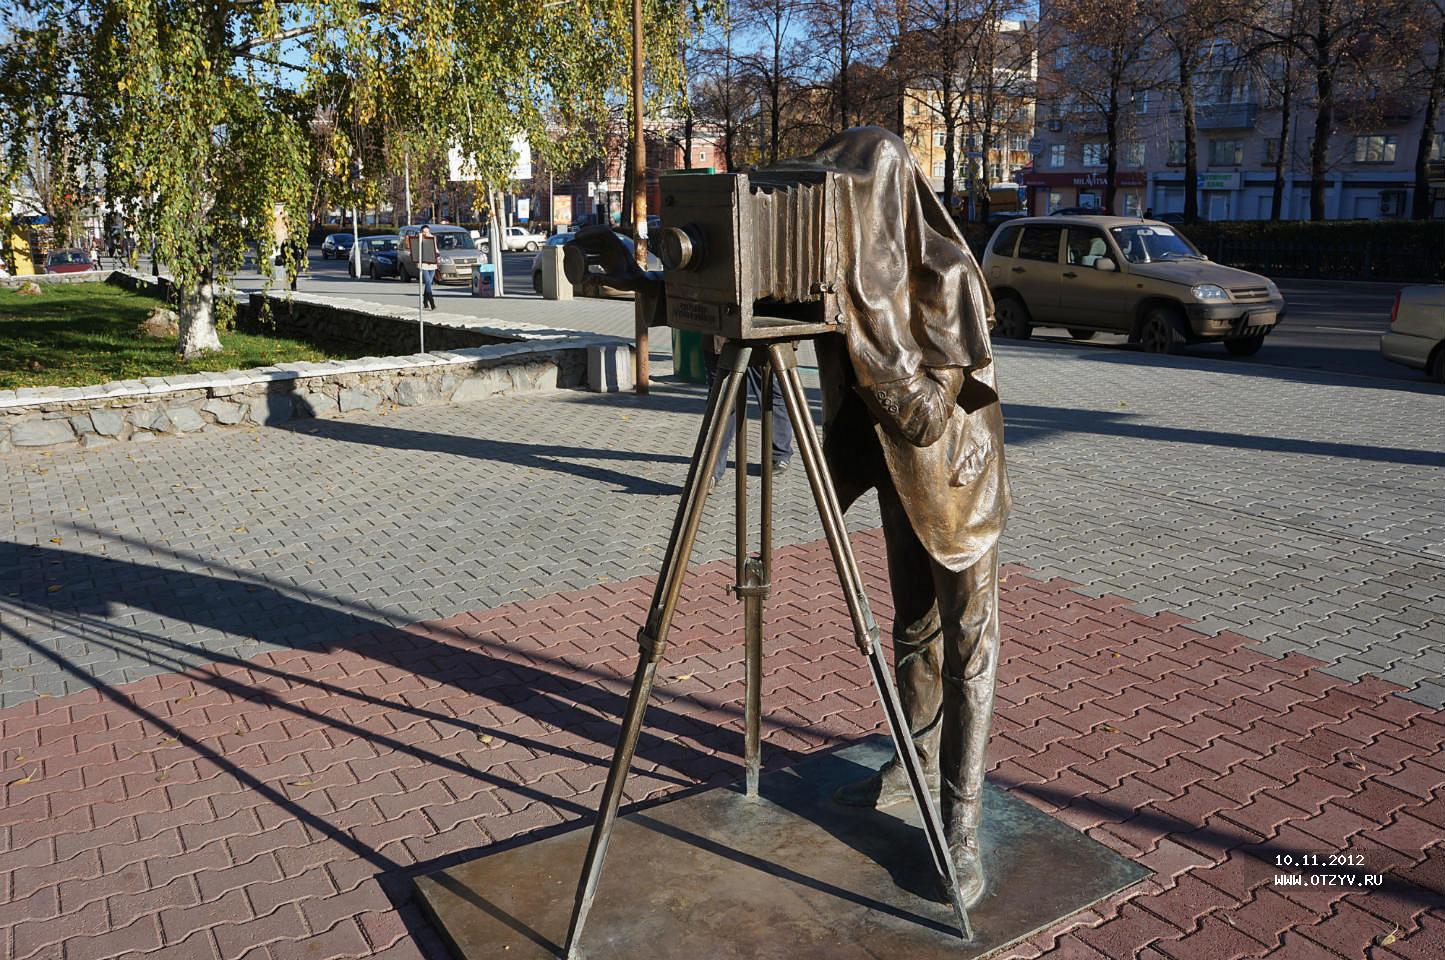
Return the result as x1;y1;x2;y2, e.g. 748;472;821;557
397;224;483;283
981;215;1285;355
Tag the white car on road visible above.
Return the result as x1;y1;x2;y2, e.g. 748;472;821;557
1380;284;1445;382
501;226;546;252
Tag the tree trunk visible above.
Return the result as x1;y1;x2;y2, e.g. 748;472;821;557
838;3;851;131
1271;60;1294;221
1412;22;1445;219
942;83;958;215
1181;55;1199;223
1310;39;1333;221
1105;68;1121;214
177;272;222;359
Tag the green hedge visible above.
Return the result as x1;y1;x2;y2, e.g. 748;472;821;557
1181;220;1445;283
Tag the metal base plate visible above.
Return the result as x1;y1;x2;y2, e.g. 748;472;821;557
416;738;1148;959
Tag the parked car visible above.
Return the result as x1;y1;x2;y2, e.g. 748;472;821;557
352;234;400;278
986;210;1027;227
44;248;95;274
368;244;402;280
1380;284;1445;382
320;232;355;260
530;233;575;293
1153;211;1189;226
981;215;1285;355
500;226;546;252
396;224;483;283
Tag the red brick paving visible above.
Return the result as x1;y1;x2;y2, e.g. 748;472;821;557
1;530;1442;959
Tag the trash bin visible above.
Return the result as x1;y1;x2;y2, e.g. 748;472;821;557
472;263;496;298
671;328;707;383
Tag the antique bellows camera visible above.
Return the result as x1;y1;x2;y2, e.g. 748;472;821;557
654;171;845;341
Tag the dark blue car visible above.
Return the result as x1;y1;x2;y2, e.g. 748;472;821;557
367;244;401;280
320;232;355;259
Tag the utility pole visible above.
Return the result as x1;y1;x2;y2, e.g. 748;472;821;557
631;0;650;392
403;147;412;225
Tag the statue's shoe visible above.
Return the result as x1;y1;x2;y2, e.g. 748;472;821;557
833;758;939;808
943;828;987;908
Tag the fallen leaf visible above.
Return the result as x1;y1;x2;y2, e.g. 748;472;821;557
157;736;178;745
13;769;36;785
234;527;247;533
478;733;494;744
288;778;318;787
49;537;62;544
47;584;63;593
1100;723;1120;734
675;673;693;681
155;771;169;783
175;694;195;703
1377;927;1399;946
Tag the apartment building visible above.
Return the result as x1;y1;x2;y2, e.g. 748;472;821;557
898;19;1038;213
1027;2;1445;220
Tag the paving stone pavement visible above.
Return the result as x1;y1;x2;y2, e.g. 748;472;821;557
0;536;1441;960
2;335;1442;709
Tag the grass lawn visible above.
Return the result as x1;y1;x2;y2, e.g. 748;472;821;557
0;282;358;389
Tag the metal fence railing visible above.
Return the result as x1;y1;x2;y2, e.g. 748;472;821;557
1195;237;1445;284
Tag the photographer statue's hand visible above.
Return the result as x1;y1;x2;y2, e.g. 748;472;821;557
562;225;662;295
865;366;964;448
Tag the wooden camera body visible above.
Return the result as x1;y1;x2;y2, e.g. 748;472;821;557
655;171;846;342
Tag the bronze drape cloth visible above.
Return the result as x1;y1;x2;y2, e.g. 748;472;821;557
777;127;1011;573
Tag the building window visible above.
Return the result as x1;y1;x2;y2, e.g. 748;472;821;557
1353;134;1398;164
696;150;708;163
1047;190;1065;213
1209;139;1243;165
1082;142;1107;166
1168;140;1186;165
932;161;945;178
934;130;947;147
1123;193;1144;216
1011;135;1028;153
1123;143;1145;168
1264;139;1281;164
910;99;921;116
1049;144;1067;168
1431;133;1445;160
1134;91;1149;114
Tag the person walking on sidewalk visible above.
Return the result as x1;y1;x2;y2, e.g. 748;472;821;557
702;337;793;488
420;225;438;310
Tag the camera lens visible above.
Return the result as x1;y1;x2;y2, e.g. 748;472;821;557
657;226;697;271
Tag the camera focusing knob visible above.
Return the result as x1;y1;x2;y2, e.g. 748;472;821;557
657;226;699;271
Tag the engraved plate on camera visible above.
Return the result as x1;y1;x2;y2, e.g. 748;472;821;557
669;298;724;334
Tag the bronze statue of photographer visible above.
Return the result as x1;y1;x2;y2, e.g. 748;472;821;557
565;126;1010;908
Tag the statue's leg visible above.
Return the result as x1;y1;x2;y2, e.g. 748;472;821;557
935;546;1001;908
835;485;944;808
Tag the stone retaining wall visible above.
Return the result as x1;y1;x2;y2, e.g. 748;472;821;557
247;290;513;354
2;279;626;455
1;345;588;454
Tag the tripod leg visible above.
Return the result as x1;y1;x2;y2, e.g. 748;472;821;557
563;343;753;960
742;556;764;797
768;345;974;942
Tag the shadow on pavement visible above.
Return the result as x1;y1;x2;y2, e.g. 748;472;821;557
995;338;1445;397
1002;402;1445;468
275;416;693;495
0;537;788;957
